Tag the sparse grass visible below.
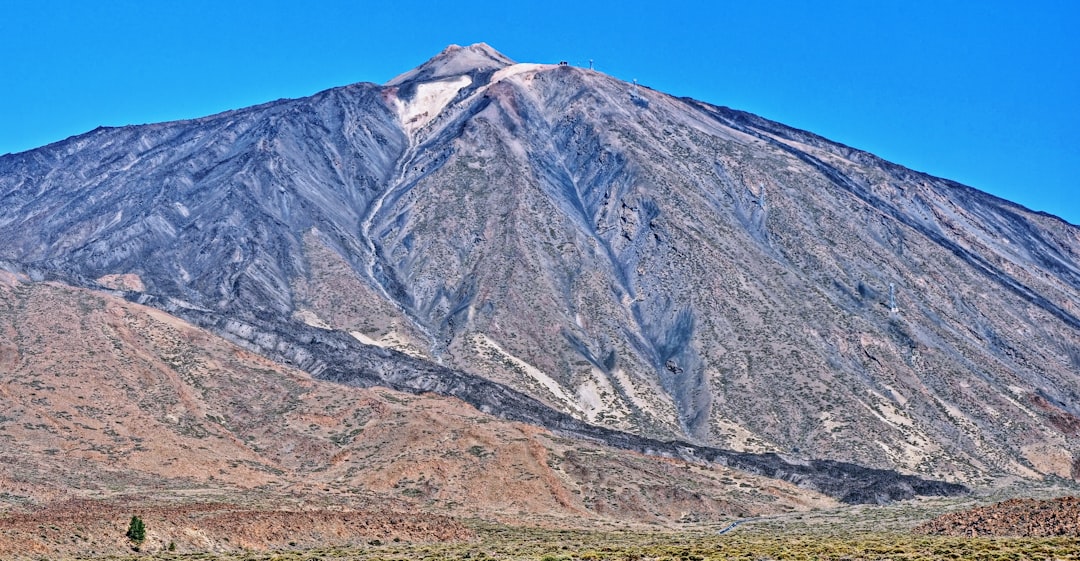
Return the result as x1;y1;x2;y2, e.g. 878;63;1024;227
87;520;1080;561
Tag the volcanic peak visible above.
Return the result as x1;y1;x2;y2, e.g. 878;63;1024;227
386;42;515;86
385;43;555;137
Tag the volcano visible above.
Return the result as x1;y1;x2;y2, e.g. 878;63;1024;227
2;43;1077;497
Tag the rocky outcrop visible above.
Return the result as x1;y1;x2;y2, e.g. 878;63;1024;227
915;496;1080;536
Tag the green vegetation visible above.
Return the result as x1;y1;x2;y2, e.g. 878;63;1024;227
125;514;146;548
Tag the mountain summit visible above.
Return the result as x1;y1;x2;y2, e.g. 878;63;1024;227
1;45;1078;492
386;42;515;86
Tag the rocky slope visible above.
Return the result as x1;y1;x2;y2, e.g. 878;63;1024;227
0;274;958;508
1;43;1077;486
0;274;835;527
915;496;1080;537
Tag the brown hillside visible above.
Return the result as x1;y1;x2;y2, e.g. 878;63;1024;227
0;274;831;556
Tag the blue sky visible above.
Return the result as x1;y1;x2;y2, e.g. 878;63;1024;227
2;1;1077;224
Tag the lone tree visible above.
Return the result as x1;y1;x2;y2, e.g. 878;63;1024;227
126;515;146;547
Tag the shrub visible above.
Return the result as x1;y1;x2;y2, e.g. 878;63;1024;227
126;515;146;546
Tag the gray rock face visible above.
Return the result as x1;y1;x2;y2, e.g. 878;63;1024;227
1;44;1078;487
1;82;406;317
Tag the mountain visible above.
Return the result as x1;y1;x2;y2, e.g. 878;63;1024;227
1;43;1077;492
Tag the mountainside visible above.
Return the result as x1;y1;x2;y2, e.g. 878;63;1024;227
2;43;1078;487
0;274;830;531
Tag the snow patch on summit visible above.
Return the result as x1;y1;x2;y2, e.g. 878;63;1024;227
385;43;513;86
392;75;472;136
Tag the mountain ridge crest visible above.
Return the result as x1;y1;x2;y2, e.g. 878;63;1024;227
386;42;516;86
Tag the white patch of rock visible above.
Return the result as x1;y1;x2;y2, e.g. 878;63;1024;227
471;333;583;414
392;75;473;136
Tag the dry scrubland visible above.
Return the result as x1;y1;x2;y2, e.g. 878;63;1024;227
7;491;1080;560
41;524;1080;561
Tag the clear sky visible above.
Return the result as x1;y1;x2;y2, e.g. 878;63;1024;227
2;1;1077;224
